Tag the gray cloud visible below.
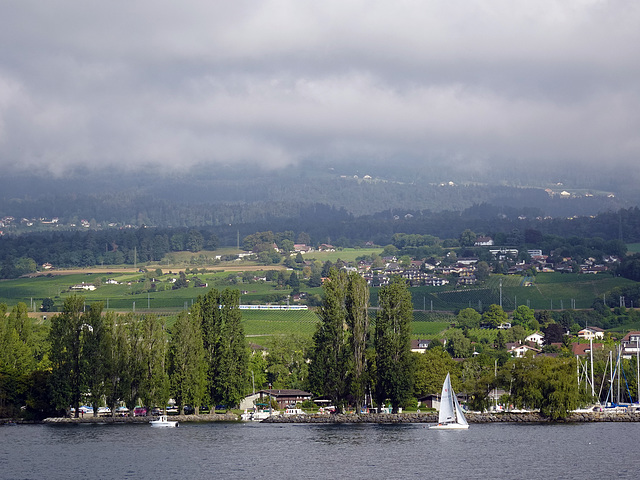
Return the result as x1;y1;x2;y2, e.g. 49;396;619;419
1;0;639;177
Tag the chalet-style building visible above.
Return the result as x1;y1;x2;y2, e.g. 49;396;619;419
577;327;605;340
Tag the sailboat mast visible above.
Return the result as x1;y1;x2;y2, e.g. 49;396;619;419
590;338;595;398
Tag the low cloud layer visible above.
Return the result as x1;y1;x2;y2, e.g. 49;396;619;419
1;0;638;177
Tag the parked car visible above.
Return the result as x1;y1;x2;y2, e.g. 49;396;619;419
183;405;195;415
151;407;163;416
133;406;147;416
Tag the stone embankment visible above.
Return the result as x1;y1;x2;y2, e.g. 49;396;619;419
30;410;640;425
42;413;238;424
263;411;640;424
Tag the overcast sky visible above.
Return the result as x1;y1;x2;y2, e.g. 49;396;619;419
1;0;638;177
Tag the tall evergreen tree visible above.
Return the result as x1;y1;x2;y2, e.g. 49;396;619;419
375;278;414;413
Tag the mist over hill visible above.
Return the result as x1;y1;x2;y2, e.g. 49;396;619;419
1;161;635;229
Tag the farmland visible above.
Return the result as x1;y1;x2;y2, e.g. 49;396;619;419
1;247;637;343
1;268;634;316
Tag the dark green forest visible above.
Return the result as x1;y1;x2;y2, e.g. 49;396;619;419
3;204;640;279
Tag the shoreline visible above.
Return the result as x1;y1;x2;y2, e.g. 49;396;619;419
263;411;640;423
11;410;639;425
37;413;239;424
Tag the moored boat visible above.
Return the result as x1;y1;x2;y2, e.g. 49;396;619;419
149;415;178;428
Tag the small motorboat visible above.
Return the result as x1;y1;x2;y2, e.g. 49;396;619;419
149;415;178;428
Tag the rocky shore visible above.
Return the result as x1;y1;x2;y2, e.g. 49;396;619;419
41;413;239;424
16;410;640;425
263;411;640;424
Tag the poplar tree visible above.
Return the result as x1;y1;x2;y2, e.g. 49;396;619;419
196;288;248;409
308;268;350;408
375;278;413;413
169;311;207;414
82;302;108;416
346;272;370;412
48;295;86;416
103;311;130;416
138;314;169;412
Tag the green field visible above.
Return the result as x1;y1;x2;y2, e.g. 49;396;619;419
2;267;638;345
389;273;637;312
157;247;383;269
241;309;320;338
1;270;636;315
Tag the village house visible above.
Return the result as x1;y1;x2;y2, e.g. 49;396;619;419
506;343;541;358
410;339;432;353
474;236;494;246
293;244;313;253
250;389;312;410
621;331;640;359
577;327;605;340
525;332;544;346
572;342;604;357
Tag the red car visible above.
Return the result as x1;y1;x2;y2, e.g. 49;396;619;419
133;406;147;416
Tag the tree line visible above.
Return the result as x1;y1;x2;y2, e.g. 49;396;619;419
4;204;640;279
0;276;627;420
0;289;247;419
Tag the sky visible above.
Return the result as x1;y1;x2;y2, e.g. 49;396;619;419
1;0;639;178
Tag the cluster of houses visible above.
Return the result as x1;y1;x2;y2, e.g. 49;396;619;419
344;256;480;288
410;326;639;361
311;238;619;289
1;215;136;233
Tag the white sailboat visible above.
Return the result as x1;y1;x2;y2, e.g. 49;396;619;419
429;373;469;430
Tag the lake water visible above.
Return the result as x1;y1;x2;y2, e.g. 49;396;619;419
2;421;639;479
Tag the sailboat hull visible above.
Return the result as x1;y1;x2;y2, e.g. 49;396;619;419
429;423;469;430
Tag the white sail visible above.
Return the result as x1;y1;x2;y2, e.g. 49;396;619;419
431;372;469;429
438;373;456;424
453;389;468;426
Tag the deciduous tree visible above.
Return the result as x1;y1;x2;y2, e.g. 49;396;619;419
375;278;413;413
